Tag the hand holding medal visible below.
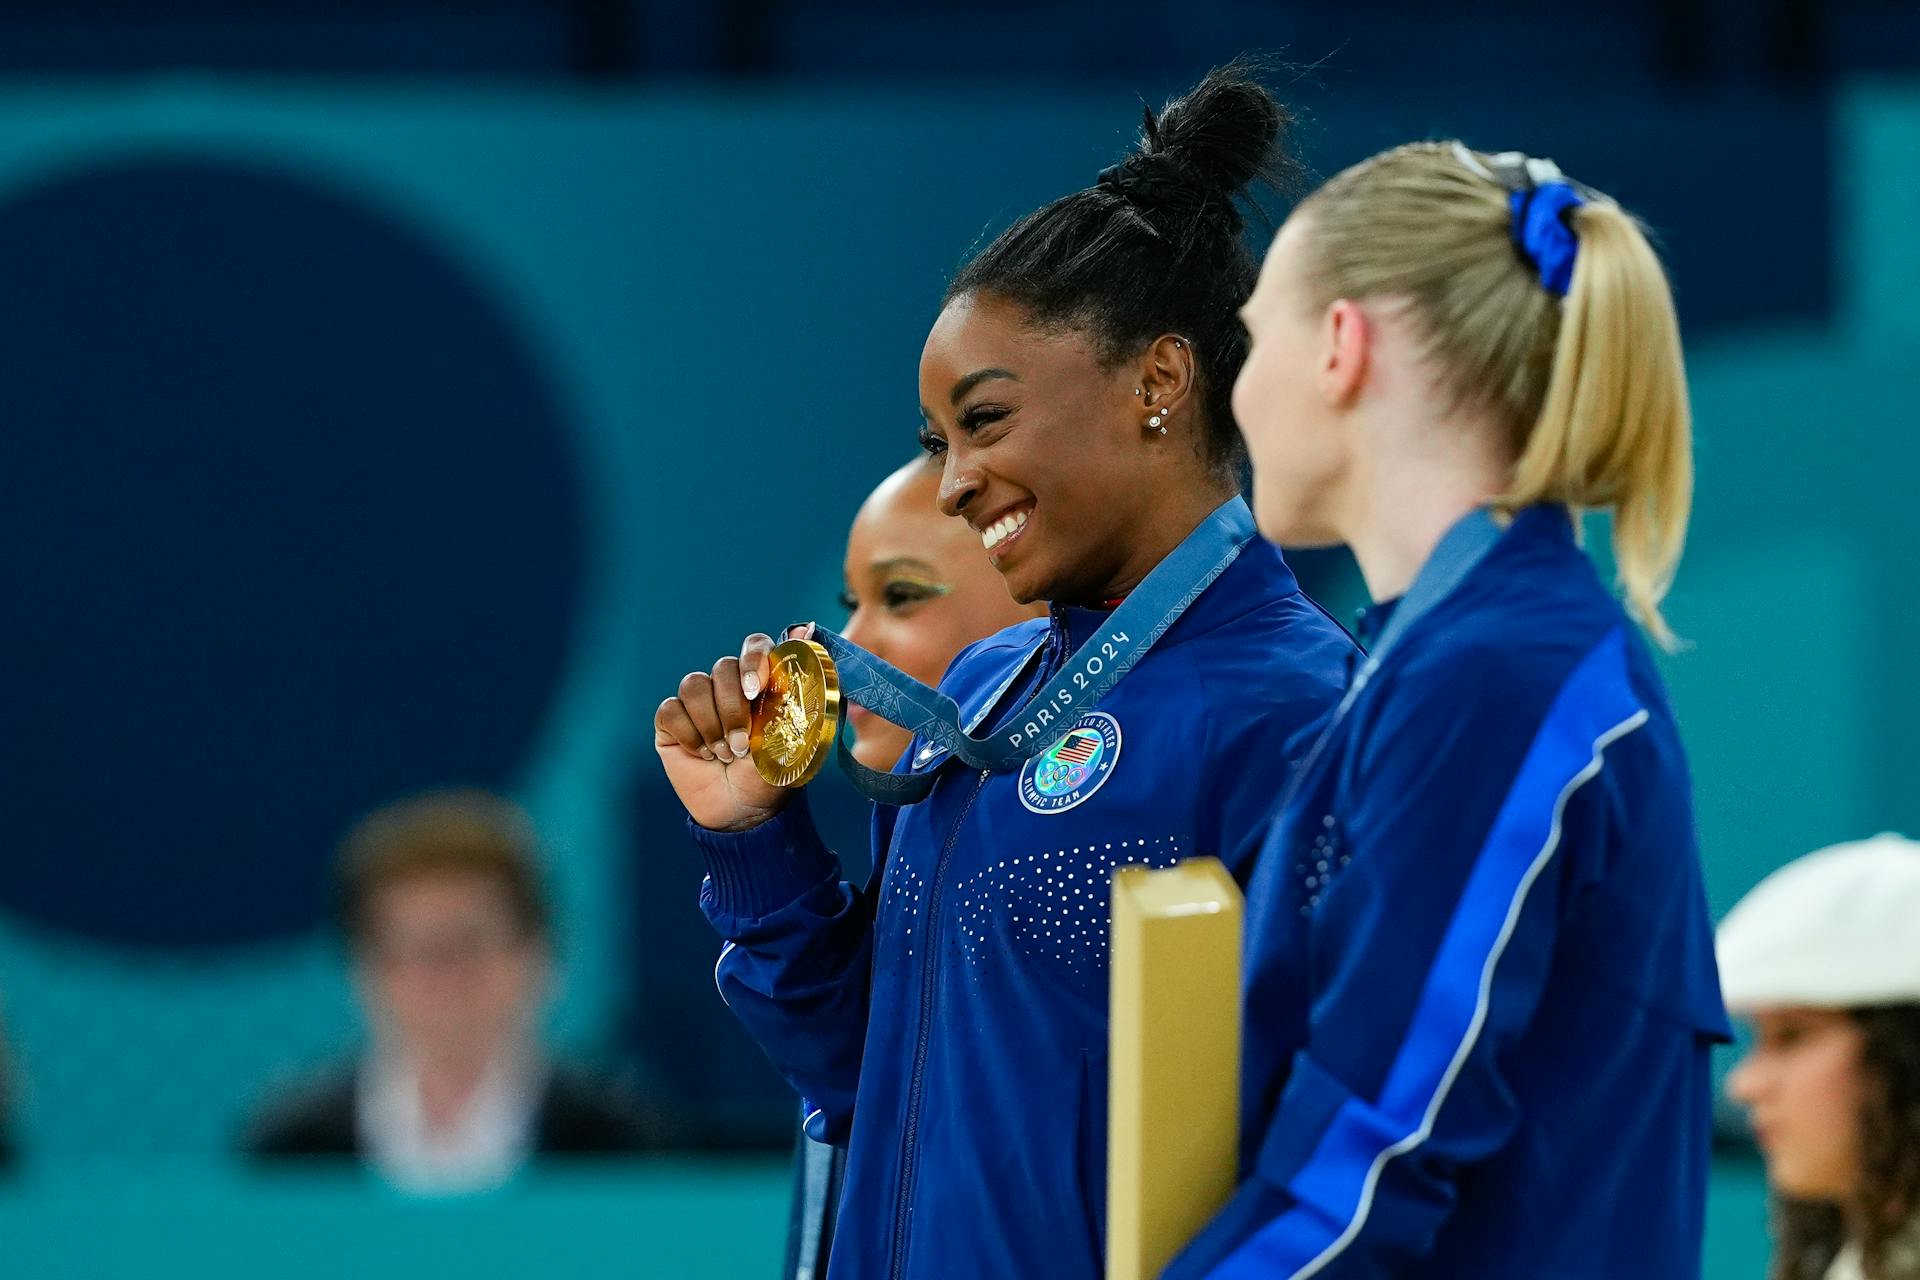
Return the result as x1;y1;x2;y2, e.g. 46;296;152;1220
653;627;833;833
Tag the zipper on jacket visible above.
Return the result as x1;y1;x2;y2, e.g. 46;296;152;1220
887;766;989;1280
887;618;1067;1279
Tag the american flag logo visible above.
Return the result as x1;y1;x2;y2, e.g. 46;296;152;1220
1019;712;1121;814
1051;730;1102;767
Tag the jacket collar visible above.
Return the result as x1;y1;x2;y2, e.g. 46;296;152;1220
918;537;1303;769
1044;535;1300;656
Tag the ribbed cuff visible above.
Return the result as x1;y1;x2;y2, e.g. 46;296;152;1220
690;792;840;920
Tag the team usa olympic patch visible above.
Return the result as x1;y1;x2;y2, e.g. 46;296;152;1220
1018;712;1122;814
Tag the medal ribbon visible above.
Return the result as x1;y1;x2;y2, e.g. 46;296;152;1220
812;496;1258;804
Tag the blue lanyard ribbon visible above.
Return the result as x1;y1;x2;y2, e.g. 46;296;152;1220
811;496;1259;805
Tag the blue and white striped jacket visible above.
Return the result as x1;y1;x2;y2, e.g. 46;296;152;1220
1169;505;1732;1280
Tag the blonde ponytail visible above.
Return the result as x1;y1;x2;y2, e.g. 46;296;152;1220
1301;143;1693;647
1502;201;1692;647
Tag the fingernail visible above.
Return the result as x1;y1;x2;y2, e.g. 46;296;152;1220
699;747;715;761
711;741;733;763
729;731;750;757
742;673;760;699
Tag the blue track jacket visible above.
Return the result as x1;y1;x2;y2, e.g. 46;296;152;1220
1167;506;1732;1280
692;537;1355;1280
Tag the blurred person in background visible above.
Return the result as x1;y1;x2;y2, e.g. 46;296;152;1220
785;455;1045;1279
1720;834;1920;1280
244;789;662;1192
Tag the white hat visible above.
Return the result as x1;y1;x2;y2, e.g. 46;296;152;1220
1717;833;1920;1011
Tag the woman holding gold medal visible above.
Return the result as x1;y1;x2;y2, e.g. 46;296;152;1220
654;63;1354;1280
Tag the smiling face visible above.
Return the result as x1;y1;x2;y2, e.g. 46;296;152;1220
1725;1006;1867;1202
839;461;1044;770
917;292;1180;606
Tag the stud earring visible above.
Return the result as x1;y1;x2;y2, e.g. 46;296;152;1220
1147;407;1168;435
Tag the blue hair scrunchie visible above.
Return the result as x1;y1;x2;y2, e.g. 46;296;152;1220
1509;181;1586;297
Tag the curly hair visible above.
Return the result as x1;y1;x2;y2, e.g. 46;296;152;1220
1771;1003;1920;1279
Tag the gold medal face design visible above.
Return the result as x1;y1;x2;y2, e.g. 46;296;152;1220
749;638;841;788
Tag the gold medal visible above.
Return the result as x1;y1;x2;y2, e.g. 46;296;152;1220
749;638;842;788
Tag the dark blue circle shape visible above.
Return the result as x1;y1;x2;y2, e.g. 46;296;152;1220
0;156;584;947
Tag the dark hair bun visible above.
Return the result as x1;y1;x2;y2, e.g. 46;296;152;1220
1099;59;1297;229
1145;61;1289;195
948;56;1299;475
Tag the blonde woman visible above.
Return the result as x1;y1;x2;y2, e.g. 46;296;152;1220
1720;834;1920;1280
1167;145;1731;1278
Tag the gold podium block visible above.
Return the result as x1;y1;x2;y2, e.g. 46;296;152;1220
1107;857;1244;1280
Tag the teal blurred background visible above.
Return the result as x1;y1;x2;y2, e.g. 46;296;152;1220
0;6;1915;1276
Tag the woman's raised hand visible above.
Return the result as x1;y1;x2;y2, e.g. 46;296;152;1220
654;630;800;832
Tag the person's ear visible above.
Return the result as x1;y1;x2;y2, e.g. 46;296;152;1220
1133;332;1198;434
1319;299;1370;408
